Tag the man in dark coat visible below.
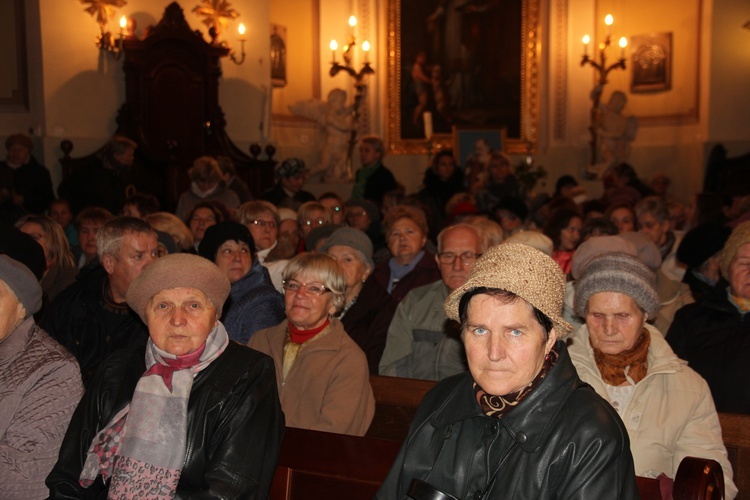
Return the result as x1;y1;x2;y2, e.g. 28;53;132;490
350;135;398;207
0;133;54;214
42;217;159;386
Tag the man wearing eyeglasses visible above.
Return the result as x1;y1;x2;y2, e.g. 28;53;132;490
379;224;485;380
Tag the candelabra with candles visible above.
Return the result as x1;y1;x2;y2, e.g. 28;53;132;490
581;14;628;166
96;15;128;60
329;16;374;181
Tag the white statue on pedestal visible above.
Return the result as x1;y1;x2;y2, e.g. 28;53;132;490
289;88;354;183
586;90;638;179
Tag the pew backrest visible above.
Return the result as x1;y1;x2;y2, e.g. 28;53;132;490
719;412;750;499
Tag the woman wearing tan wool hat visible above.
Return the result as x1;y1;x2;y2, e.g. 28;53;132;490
377;243;638;499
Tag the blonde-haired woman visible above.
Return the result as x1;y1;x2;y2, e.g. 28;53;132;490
143;212;194;252
16;214;78;301
248;253;374;436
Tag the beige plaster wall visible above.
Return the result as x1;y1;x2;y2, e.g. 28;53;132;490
31;0;270;189
269;0;319;115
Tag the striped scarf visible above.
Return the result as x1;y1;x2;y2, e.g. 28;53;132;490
80;323;229;498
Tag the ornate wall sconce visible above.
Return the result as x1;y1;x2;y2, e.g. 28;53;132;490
329;16;374;180
80;0;128;60
581;14;628;167
193;0;246;65
228;23;247;65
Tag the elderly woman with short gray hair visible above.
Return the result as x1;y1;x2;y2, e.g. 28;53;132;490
569;252;736;497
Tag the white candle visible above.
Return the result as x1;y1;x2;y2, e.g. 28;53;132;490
423;112;433;139
329;39;338;63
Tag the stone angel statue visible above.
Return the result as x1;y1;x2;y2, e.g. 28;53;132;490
289;88;355;183
586;90;638;179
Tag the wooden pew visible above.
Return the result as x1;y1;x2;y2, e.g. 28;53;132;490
271;426;723;500
270;427;400;500
366;375;436;441
719;412;750;499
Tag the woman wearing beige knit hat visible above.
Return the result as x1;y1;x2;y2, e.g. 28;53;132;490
569;253;736;497
667;220;750;417
48;253;284;498
377;243;638;499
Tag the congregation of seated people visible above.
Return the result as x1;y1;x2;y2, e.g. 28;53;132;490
1;130;748;498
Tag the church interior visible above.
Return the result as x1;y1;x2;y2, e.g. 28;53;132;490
1;0;748;204
3;1;750;498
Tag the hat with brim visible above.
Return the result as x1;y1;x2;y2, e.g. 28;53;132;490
444;243;573;337
126;253;230;323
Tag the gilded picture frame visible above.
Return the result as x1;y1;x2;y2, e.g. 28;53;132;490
453;125;507;167
630;32;672;93
386;0;539;155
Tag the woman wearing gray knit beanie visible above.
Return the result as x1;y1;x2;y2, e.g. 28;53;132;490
569;252;736;497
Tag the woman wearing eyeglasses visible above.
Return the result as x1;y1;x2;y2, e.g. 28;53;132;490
296;201;333;253
247;253;375;436
237;201;289;291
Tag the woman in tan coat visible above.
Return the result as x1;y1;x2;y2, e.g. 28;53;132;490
248;253;374;436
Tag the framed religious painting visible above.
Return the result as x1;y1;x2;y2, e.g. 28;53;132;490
630;32;672;93
453;126;506;168
386;0;539;155
270;24;288;88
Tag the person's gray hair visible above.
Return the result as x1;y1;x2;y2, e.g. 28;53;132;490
635;196;669;223
282;253;346;313
237;200;280;226
359;135;385;156
96;216;156;259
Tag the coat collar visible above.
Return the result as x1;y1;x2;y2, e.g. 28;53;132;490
431;341;581;453
570;323;684;379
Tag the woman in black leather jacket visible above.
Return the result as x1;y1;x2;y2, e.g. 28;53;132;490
376;243;638;499
46;254;284;499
